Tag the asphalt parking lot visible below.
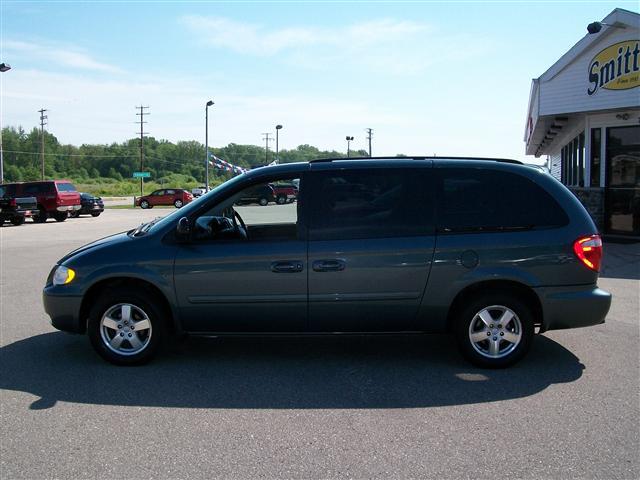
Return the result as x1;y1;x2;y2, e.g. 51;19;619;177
1;209;639;479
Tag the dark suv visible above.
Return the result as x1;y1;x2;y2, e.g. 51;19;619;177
43;158;611;367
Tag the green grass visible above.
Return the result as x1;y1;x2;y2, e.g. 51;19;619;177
106;204;174;209
70;173;223;197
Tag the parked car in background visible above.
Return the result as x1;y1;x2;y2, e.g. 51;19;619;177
236;183;275;206
271;183;298;204
191;186;207;197
2;180;81;222
71;193;104;217
136;188;193;209
43;157;611;367
0;184;37;226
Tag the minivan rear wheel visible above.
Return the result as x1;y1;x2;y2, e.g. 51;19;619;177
88;288;165;365
454;293;534;368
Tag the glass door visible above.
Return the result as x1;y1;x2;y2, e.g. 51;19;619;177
605;126;640;236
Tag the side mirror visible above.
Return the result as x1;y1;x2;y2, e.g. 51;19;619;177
176;217;191;237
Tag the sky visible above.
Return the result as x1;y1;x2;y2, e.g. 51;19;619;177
1;0;638;164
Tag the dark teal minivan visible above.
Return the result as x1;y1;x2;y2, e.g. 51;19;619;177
43;158;611;367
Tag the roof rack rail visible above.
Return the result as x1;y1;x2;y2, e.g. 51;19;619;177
309;156;523;165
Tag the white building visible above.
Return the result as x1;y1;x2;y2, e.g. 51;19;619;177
525;8;639;237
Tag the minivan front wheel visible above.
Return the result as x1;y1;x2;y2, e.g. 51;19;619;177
88;289;165;365
455;294;534;368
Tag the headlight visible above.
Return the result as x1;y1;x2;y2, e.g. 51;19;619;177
53;266;76;285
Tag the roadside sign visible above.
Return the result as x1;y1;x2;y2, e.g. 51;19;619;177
133;171;151;178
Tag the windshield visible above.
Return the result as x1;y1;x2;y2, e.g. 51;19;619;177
57;183;77;192
144;175;248;234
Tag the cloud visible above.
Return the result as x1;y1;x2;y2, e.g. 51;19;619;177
180;15;428;54
3;40;122;74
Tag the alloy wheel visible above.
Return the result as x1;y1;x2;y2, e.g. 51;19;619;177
99;303;153;356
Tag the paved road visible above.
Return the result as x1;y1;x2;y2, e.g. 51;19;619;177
1;210;638;479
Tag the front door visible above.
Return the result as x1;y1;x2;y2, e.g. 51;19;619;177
605;126;640;236
174;175;307;332
306;166;436;332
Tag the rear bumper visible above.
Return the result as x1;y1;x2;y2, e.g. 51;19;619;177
535;284;611;332
43;287;84;333
56;205;81;212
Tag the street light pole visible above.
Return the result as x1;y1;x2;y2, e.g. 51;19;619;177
346;136;353;157
275;125;283;164
0;63;11;184
205;100;214;190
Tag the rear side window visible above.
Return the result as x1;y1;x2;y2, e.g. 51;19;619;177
437;168;568;232
308;168;434;240
24;183;53;194
56;183;77;192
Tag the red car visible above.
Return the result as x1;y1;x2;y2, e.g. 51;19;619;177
136;188;193;209
3;180;81;222
270;183;299;204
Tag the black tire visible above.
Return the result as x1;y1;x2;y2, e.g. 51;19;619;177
70;211;80;218
33;206;48;223
174;199;183;208
140;200;149;209
53;212;68;222
258;197;268;206
10;216;26;226
454;293;534;369
87;287;166;365
91;212;101;217
276;195;286;205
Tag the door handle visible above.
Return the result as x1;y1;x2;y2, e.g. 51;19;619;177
312;259;346;272
271;261;304;273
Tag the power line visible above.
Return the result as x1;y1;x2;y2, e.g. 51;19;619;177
2;150;138;158
366;128;373;157
38;108;48;180
135;105;149;196
261;132;273;164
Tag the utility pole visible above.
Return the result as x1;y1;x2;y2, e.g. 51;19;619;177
38;109;48;180
366;128;373;157
262;132;273;165
135;106;149;197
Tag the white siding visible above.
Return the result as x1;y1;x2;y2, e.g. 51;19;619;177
539;28;640;117
549;151;562;180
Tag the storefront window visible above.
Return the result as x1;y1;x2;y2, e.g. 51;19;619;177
560;132;585;187
590;128;601;187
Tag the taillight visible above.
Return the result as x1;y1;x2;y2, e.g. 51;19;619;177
573;234;603;272
9;198;17;207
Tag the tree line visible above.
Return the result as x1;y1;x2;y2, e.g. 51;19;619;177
1;126;371;185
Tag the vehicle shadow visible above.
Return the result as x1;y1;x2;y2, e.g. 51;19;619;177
0;333;583;410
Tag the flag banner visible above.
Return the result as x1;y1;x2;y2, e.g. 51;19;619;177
207;153;247;175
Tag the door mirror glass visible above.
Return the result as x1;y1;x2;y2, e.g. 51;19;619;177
176;217;191;237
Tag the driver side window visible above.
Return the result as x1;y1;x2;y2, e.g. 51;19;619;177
192;176;301;242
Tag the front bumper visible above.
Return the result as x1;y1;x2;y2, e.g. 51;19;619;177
535;284;611;332
43;287;84;333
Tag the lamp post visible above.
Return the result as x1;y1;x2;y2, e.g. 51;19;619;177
346;136;354;157
205;100;214;190
275;124;283;164
0;63;11;184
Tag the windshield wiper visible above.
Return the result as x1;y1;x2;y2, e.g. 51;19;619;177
129;216;164;237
